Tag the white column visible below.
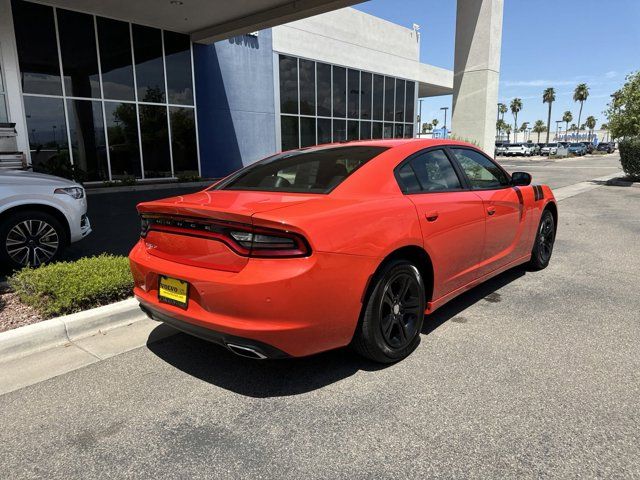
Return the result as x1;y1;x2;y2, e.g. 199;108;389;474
451;0;503;154
0;0;30;159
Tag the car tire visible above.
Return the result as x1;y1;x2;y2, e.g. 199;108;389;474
528;209;555;271
352;259;426;363
0;210;67;270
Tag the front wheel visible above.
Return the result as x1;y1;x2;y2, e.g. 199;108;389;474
0;210;66;269
352;260;426;363
529;209;556;270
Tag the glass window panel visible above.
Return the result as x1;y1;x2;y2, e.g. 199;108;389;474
405;81;415;125
317;118;332;145
410;149;462;191
97;17;135;101
383;123;394;139
384;77;395;122
300;117;316;147
396;163;421;194
347;69;359;119
104;101;141;178
170;107;198;175
404;124;414;138
67;99;108;181
57;9;100;99
361;72;372;120
332;66;346;118
373;74;384;121
333;119;346;142
450;148;509;189
395;124;404;138
279;55;298;115
316;63;331;117
299;59;315;116
395;79;405;122
281;115;299;151
12;0;61;95
347;120;359;140
0;96;7;123
140;105;171;178
23;96;69;172
133;25;166;103
372;122;383;139
164;31;193;105
360;121;371;140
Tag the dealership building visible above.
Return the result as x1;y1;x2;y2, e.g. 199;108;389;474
0;0;503;182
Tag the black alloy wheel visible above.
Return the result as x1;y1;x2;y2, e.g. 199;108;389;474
352;259;426;363
529;209;555;270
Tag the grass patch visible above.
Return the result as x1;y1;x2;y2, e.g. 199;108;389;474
8;254;133;318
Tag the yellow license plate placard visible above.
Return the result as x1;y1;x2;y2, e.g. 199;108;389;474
158;275;189;309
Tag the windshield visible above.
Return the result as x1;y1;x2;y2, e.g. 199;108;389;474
214;145;388;193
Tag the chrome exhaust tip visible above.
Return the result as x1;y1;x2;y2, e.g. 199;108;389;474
226;343;268;360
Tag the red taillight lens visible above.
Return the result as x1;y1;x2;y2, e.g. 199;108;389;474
140;215;310;258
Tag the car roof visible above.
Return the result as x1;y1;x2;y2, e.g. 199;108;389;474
309;138;478;150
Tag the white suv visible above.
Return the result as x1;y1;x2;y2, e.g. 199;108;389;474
0;170;91;269
504;143;534;156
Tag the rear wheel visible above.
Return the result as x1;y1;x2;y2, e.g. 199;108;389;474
0;210;66;269
352;260;426;363
529;209;555;270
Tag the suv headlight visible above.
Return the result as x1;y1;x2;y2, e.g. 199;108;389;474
54;186;85;199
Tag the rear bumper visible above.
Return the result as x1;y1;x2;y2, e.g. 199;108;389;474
129;240;378;357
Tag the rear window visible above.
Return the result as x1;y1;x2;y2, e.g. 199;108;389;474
214;146;388;193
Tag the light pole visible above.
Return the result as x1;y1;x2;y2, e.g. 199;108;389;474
555;121;562;141
419;99;424;136
440;106;449;138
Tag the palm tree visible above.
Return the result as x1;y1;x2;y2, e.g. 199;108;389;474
600;122;609;142
510;98;522;142
562;111;573;141
573;83;589;142
533;120;546;143
496;119;504;140
519;122;529;141
570;123;578;141
432;119;439;129
499;103;508;121
504;124;512;143
542;87;555;144
422;122;433;134
585;116;596;142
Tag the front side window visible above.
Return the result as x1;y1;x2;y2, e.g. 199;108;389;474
396;149;461;193
215;146;388;193
451;148;509;189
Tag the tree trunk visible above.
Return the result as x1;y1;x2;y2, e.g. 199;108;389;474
546;102;552;144
513;114;518;142
576;102;583;143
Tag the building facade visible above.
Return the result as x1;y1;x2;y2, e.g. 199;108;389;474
0;0;453;182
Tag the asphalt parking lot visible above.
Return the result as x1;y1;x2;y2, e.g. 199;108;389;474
2;154;639;478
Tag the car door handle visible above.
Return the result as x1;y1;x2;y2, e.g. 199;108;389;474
425;211;439;222
487;207;496;216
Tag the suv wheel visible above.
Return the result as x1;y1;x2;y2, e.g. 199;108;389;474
0;210;67;269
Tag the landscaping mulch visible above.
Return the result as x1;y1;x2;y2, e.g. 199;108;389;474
0;286;43;333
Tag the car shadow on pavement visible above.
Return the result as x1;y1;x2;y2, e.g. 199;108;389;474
146;266;527;398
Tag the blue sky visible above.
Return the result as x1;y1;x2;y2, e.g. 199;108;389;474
354;0;640;132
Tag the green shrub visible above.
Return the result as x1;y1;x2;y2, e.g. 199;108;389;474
619;138;640;179
8;255;133;318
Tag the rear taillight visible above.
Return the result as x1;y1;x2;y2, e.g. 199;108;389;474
140;215;310;258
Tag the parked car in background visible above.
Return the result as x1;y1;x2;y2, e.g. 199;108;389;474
596;142;615;153
580;142;594;154
540;143;559;155
568;143;587;156
0;170;91;269
504;143;534;156
495;142;507;156
527;143;541;155
131;139;558;363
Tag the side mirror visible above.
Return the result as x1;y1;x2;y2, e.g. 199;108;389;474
511;171;532;186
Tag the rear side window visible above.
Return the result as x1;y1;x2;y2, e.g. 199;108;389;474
395;149;462;193
215;146;388;193
450;148;509;189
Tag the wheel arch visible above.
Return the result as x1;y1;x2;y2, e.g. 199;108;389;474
0;204;71;243
363;245;435;305
543;200;558;232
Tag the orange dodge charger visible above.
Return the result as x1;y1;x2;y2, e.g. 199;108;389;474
129;139;557;363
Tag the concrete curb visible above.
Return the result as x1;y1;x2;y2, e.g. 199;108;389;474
0;297;146;363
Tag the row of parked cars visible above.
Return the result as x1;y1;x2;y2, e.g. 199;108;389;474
495;141;617;157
